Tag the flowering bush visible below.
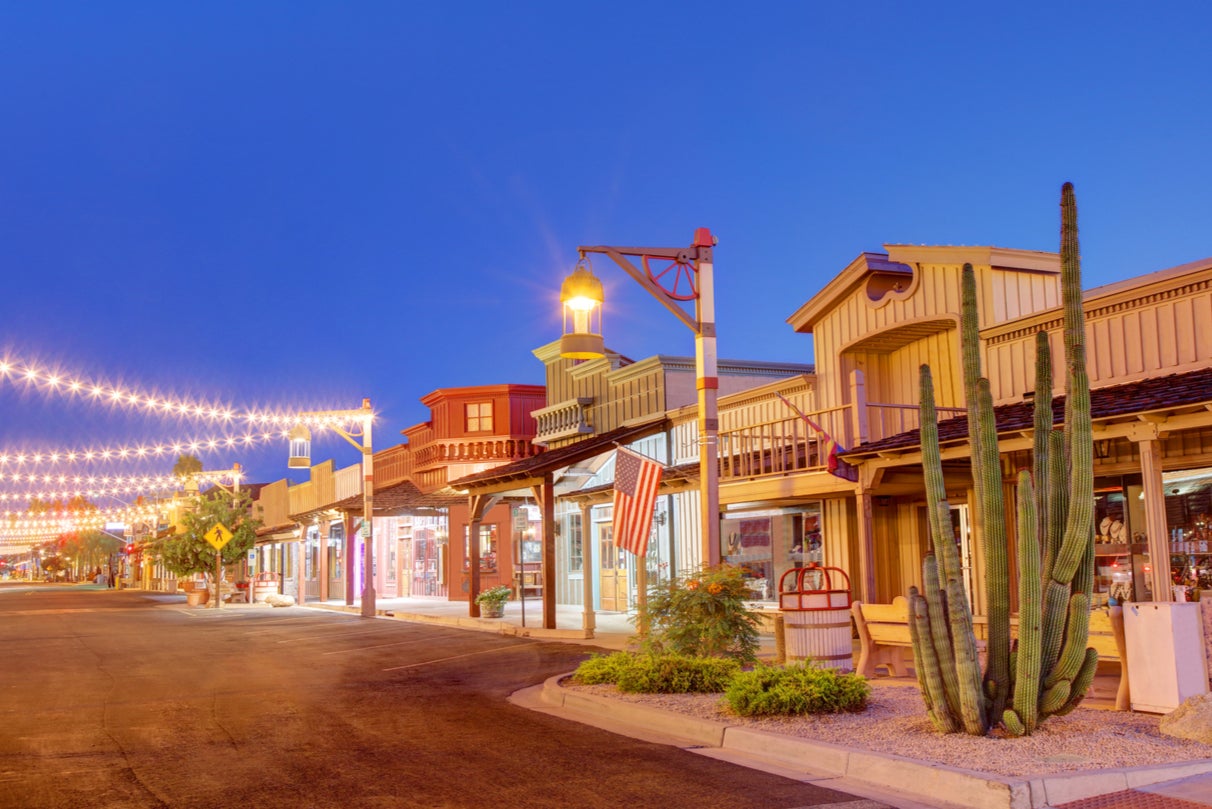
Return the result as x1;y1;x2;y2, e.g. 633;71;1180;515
636;564;760;662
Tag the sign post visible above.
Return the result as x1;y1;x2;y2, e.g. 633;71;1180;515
205;523;234;610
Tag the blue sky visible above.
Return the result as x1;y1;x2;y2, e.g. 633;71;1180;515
2;2;1211;492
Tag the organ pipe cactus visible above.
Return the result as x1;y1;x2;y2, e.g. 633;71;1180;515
910;182;1096;735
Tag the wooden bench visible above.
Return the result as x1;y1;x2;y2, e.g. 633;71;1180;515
851;597;914;677
853;597;1130;709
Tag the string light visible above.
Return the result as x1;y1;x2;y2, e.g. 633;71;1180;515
0;472;179;487
0;430;286;468
0;354;371;429
0;423;373;469
1;506;159;526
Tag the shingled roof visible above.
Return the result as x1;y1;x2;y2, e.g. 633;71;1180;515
845;366;1212;457
450;417;669;490
330;479;465;514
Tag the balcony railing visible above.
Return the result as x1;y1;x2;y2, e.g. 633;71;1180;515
718;395;966;483
718;404;851;481
532;397;593;444
413;437;540;469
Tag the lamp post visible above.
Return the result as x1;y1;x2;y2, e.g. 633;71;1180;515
560;228;722;566
287;400;375;617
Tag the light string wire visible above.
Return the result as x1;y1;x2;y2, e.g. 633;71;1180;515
0;355;363;430
0;420;364;470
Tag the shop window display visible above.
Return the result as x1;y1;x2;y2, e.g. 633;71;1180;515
1092;476;1151;605
462;524;498;573
721;504;823;602
1163;466;1212;601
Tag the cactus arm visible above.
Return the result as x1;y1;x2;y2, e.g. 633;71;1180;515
946;578;990;734
1012;470;1042;734
911;590;960;733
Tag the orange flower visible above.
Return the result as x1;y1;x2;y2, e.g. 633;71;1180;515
685;579;701;590
707;582;723;594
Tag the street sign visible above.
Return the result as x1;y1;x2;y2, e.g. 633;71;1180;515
204;523;234;552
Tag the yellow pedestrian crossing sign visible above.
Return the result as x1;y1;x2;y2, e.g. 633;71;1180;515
204;523;234;551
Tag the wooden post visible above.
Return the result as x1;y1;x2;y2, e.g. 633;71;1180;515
532;476;556;630
850;368;869;447
580;502;595;636
1138;436;1173;602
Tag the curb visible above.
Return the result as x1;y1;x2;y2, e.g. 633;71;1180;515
538;674;1212;809
309;602;598;640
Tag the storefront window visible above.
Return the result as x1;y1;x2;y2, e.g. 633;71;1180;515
1163;466;1212;599
463;524;498;572
565;511;583;573
721;503;823;602
1093;475;1151;605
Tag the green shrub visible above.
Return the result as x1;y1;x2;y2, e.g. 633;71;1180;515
571;651;739;693
724;662;871;717
570;652;636;685
638;564;761;662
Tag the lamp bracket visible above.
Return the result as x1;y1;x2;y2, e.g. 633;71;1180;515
579;243;708;334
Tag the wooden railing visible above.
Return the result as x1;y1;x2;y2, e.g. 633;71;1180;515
717;397;966;483
413;438;539;469
718;405;851;481
532;397;593;443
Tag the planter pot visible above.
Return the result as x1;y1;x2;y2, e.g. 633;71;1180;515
479;602;505;619
186;589;210;607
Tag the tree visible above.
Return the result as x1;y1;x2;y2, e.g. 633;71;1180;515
153;488;262;581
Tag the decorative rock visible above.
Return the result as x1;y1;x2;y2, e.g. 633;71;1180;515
265;593;296;608
1158;692;1212;744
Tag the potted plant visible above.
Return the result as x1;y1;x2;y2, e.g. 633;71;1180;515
475;585;512;618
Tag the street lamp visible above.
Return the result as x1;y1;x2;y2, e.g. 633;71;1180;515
287;400;376;618
559;228;722;566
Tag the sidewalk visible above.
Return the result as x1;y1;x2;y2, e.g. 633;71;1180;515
186;590;1212;809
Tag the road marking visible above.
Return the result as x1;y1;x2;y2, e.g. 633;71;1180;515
383;640;538;671
321;632;465;655
276;627;402;644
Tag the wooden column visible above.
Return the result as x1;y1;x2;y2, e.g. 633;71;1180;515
316;522;328;602
856;488;877;603
532;476;556;630
580;502;595;636
466;494;499;617
344;514;355;606
1137;436;1173;602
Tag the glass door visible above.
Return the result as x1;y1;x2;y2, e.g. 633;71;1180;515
598;525;628;611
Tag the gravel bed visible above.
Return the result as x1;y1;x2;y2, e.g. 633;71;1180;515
564;679;1212;777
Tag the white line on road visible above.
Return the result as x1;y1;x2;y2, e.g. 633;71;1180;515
276;628;403;644
383;640;538;671
321;632;465;655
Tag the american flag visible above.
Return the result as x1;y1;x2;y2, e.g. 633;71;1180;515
612;448;663;557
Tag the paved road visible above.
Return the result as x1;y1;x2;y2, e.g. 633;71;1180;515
0;584;883;809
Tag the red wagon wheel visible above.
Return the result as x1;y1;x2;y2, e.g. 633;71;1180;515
642;255;699;301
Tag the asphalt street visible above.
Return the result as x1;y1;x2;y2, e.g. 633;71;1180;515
0;583;884;809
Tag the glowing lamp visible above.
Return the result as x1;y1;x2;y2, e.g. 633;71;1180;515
288;425;312;468
559;259;605;360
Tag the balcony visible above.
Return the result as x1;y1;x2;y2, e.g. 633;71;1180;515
717;397;966;483
532;397;594;444
719;405;851;481
412;438;539;470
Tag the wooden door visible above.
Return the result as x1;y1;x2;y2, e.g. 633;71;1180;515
598;526;629;612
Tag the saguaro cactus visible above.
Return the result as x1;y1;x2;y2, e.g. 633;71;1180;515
909;182;1096;735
